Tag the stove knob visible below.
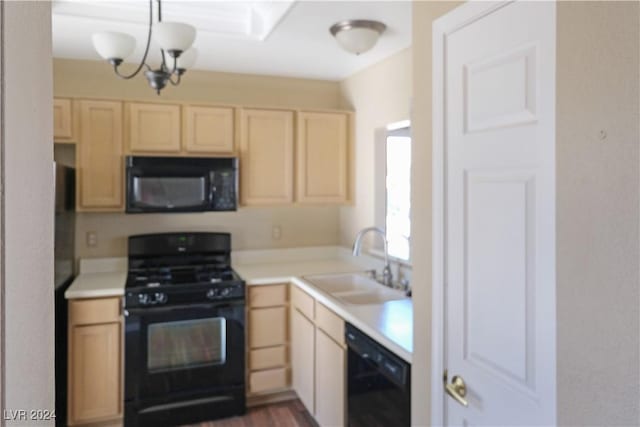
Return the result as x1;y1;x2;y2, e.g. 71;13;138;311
155;293;168;304
220;288;231;297
138;294;150;306
206;289;219;300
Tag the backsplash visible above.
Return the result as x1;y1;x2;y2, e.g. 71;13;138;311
75;206;340;260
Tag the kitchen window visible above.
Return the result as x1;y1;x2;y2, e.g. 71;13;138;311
376;121;411;262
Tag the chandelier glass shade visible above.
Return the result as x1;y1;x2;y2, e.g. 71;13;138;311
329;20;386;55
91;0;197;95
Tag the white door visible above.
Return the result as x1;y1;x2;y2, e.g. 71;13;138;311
434;1;556;425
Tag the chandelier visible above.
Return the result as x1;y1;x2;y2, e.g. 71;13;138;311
91;0;197;95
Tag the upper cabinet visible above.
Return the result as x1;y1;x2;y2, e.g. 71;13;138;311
54;96;353;212
296;111;350;204
239;108;294;205
126;102;181;153
77;100;124;211
54;98;74;142
183;105;235;154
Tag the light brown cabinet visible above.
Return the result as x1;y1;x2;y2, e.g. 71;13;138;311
247;284;290;396
290;287;347;426
249;307;287;348
68;297;123;426
126;102;181;153
239;108;294;205
296;111;350;204
54;96;354;212
315;328;346;427
77;100;124;211
54;98;74;142
183;105;235;154
290;305;315;415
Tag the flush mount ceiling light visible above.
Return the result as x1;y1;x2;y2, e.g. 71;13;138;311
92;0;197;95
329;20;387;55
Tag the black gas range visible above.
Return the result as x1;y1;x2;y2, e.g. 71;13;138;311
124;232;246;427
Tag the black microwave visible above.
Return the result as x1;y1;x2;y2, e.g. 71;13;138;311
125;156;238;213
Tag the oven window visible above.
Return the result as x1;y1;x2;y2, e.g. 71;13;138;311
132;176;206;208
147;318;226;372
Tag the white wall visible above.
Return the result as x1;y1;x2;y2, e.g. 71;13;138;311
556;1;639;424
410;2;460;425
339;48;412;246
2;1;55;424
75;207;340;258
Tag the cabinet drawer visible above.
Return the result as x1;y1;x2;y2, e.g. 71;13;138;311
69;298;121;325
291;285;314;320
248;284;287;308
316;303;345;346
249;346;287;371
249;368;288;394
249;307;287;348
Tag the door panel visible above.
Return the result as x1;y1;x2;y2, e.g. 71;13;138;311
127;102;181;153
54;98;73;140
465;45;538;132
290;308;315;415
77;100;123;210
465;171;536;389
239;109;294;205
315;329;346;427
183;106;234;153
296;111;349;203
69;322;122;423
440;1;556;425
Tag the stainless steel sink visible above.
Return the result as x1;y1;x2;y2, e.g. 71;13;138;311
302;272;407;305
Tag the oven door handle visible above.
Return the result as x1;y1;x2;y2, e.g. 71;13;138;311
124;300;243;316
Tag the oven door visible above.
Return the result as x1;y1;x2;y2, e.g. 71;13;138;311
124;300;245;404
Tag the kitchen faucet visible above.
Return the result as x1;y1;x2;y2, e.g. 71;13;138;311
352;227;393;288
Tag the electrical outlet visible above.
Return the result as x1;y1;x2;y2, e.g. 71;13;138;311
272;225;282;240
86;231;98;247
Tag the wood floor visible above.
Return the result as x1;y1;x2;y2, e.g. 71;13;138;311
187;399;318;427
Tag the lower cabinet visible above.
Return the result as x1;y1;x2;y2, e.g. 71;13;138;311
290;307;316;414
290;285;346;427
68;297;123;426
247;284;290;395
314;322;346;427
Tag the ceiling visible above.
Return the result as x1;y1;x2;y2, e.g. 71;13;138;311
52;0;412;81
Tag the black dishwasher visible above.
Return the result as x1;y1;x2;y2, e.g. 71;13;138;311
346;323;411;427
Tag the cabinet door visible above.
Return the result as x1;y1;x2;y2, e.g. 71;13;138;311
127;102;181;153
53;98;73;141
183;106;234;153
296;112;350;203
69;322;122;424
77;100;123;211
315;329;346;427
291;308;315;415
239;109;294;205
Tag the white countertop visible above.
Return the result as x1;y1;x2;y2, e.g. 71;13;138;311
65;248;413;362
65;271;126;299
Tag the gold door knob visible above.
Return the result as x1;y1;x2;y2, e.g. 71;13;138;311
444;370;468;407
